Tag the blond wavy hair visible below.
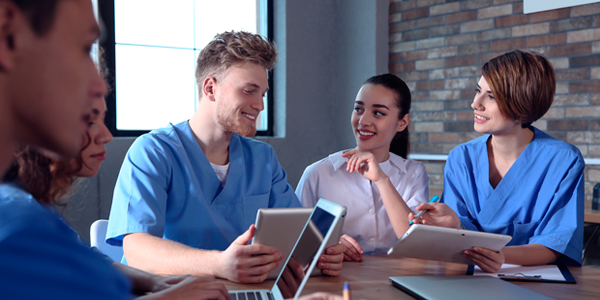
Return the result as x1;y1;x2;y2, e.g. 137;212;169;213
195;30;277;87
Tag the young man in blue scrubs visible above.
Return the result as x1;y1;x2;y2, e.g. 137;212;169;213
107;31;346;283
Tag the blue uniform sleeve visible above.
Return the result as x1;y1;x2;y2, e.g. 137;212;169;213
529;154;584;266
106;135;171;246
268;147;301;208
0;207;131;300
442;148;479;231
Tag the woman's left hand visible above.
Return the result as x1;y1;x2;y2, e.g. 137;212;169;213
342;149;386;182
462;247;505;273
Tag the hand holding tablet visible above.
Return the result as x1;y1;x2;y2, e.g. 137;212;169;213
387;224;511;265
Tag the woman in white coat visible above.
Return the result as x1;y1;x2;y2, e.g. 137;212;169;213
296;74;430;262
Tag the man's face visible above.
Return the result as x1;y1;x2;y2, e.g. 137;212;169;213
9;0;106;158
214;62;268;137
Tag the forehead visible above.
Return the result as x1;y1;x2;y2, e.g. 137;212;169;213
356;84;397;106
478;76;490;88
220;62;268;87
91;97;107;111
46;0;99;38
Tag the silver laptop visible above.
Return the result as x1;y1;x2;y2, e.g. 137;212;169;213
389;276;554;300
230;199;345;300
252;206;346;279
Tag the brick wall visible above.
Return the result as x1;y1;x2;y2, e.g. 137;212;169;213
389;0;600;206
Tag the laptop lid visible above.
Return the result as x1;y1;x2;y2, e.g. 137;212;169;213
252;206;346;280
270;198;345;299
389;276;554;300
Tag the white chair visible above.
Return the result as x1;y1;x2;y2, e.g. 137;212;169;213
90;219;124;262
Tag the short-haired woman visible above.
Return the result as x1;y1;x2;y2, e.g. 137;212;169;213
411;50;584;273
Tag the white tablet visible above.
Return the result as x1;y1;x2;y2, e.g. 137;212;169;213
252;206;346;279
387;224;512;265
230;199;346;300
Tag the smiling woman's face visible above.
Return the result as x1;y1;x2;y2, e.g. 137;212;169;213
471;76;519;136
76;97;112;178
351;83;407;160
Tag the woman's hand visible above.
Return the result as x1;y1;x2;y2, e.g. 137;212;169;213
340;235;364;262
408;203;461;229
463;247;505;273
342;149;386;182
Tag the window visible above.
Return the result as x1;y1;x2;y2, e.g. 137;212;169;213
523;0;600;13
98;0;273;137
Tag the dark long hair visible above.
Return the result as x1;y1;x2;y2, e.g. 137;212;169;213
2;145;84;207
364;74;411;159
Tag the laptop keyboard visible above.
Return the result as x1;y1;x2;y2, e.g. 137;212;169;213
229;291;274;300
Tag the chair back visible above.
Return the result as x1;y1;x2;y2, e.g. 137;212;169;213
90;219;124;262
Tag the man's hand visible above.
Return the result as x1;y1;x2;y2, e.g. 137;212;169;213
318;243;346;276
218;225;283;283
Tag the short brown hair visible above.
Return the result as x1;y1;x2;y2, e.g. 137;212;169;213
481;49;555;128
195;31;277;87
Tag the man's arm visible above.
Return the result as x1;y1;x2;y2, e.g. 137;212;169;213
123;225;283;283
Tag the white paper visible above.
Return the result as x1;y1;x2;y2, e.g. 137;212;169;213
473;264;566;281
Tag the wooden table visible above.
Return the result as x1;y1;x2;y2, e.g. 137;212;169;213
223;255;600;299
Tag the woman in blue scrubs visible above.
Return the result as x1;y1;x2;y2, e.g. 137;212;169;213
411;50;584;273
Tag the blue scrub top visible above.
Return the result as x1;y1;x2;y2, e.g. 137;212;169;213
443;127;584;265
107;121;300;255
0;183;131;300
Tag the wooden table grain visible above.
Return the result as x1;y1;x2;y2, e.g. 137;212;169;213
222;254;600;299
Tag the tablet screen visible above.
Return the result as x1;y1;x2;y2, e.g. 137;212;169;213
274;206;335;298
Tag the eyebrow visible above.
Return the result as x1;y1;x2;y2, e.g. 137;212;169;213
476;84;492;93
373;104;390;110
244;83;269;93
354;101;389;110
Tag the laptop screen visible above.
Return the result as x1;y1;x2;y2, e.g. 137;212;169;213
273;206;335;299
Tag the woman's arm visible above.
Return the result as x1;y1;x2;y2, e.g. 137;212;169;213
504;243;560;266
343;150;412;238
461;243;559;273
